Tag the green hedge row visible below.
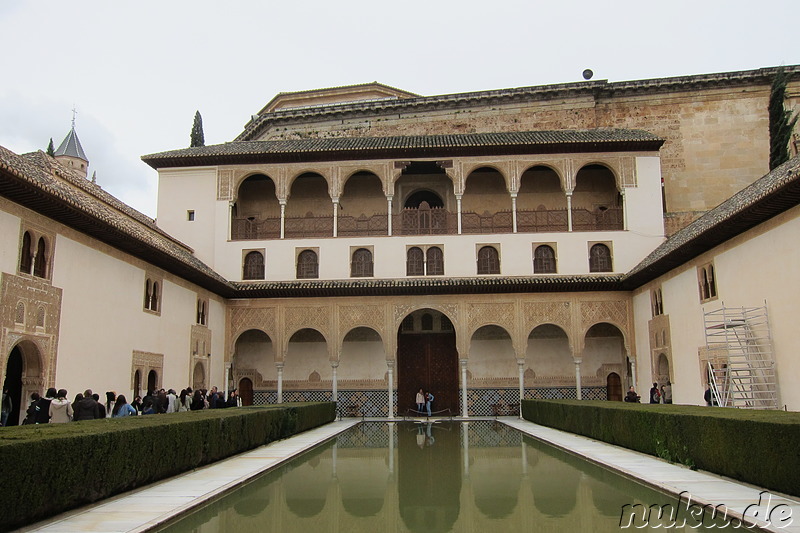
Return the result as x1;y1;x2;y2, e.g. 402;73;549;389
0;402;336;531
522;400;800;497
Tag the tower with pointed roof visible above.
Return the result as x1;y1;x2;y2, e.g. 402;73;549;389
54;117;89;179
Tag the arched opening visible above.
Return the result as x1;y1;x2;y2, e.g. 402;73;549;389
396;161;453;235
477;246;500;275
606;372;622;401
133;369;141;399
584;323;626;399
573;164;623;231
19;231;33;274
656;353;670;387
518;166;567;232
285;172;332;238
406;247;424;276
147;369;157;395
526;324;572;395
340;327;385;388
239;377;253;406
462;167;511;233
469;325;515;413
3;341;43;426
286;328;329;399
350;248;373;277
397;309;458;415
296;249;319;279
233;329;276;395
589;243;613;273
339;171;387;236
231;174;280;240
243;251;265;280
192;361;206;391
33;237;47;278
533;244;557;274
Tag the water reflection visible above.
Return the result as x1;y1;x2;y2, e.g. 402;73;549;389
160;421;728;532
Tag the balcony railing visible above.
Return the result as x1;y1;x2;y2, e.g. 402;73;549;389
230;206;623;240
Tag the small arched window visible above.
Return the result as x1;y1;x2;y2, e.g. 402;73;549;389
406;247;424;276
426;247;444;276
401;315;415;332
144;279;152;309
477;246;500;275
296;250;319;279
20;231;33;274
351;248;373;277
196;298;207;325
151;282;160;312
33;237;47;278
243;251;265;280
421;313;434;331
589;243;612;273
708;265;717;298
36;307;46;328
15;302;25;324
533;245;556;274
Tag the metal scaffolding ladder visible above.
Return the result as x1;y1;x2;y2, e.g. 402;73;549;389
704;304;780;409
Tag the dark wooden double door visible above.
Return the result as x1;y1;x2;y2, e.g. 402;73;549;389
397;332;458;415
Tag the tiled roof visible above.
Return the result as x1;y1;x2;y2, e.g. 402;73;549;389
54;127;88;161
232;274;626;298
0;145;235;296
237;65;800;141
142;129;663;169
624;155;800;287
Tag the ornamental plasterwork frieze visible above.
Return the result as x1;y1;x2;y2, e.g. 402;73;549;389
285;306;330;338
393;302;458;328
522;301;571;334
229;307;277;341
339;305;386;336
132;350;164;369
580;300;629;332
217;169;234;200
466;302;515;335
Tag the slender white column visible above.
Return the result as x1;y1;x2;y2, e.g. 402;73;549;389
566;192;573;232
630;358;637;391
574;359;582;400
332;198;339;238
387;196;393;236
460;359;469;418
279;201;286;239
276;362;284;403
387;360;395;419
227;201;234;241
456;195;463;235
621;189;628;230
331;362;339;402
517;359;525;417
224;362;232;400
511;193;518;233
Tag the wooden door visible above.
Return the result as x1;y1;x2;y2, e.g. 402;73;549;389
607;372;622;401
397;332;458;415
239;378;253;406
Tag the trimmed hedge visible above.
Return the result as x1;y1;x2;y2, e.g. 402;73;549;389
0;402;335;531
522;400;800;497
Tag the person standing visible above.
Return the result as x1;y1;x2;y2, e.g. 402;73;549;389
1;387;11;426
35;387;58;424
649;383;660;404
415;389;425;414
662;382;672;404
112;395;137;417
425;391;434;417
49;389;73;423
73;389;101;421
166;389;179;413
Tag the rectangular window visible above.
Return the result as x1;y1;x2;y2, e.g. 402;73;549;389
187;210;195;221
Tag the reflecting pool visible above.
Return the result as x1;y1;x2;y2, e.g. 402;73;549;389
159;421;729;532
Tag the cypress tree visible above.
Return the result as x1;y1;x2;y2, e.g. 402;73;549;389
46;138;55;156
769;68;798;170
190;111;205;148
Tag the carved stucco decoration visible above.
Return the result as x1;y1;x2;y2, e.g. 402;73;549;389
581;300;629;332
229;307;277;343
218;169;234;201
393;302;458;328
285;306;330;339
131;350;164;392
466;302;515;337
522;301;572;335
338;305;386;337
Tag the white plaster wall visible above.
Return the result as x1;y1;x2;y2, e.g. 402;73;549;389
51;235;224;399
156;167;218;266
0;210;21;274
469;339;516;379
525;338;573;376
339;340;386;380
625;157;666;238
632;206;800;410
285;341;330;381
236;336;277;380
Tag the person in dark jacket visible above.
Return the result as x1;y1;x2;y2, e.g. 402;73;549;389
73;389;102;421
34;387;58;424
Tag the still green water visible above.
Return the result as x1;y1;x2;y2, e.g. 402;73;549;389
159;421;733;532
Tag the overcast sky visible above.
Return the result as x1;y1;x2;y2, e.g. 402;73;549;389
0;1;797;217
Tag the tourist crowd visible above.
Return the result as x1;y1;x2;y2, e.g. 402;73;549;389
14;386;240;424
